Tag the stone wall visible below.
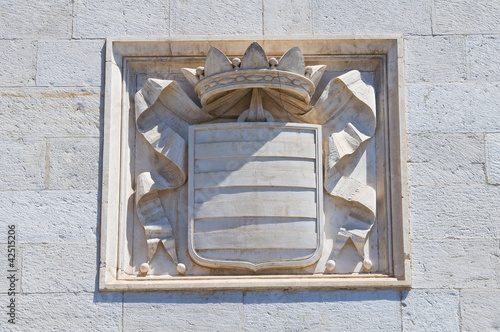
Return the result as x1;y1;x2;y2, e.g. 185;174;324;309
0;1;499;330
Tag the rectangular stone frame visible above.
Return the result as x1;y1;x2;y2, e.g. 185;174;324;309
99;36;410;291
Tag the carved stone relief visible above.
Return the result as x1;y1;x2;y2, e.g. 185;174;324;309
99;38;410;290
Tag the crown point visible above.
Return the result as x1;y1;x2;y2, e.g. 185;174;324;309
240;42;269;70
277;46;305;75
204;46;233;77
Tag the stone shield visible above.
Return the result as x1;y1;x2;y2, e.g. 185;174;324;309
188;122;323;271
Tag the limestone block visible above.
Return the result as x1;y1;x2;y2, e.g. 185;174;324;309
0;191;98;243
0;0;72;39
36;40;104;87
0;88;101;138
410;186;500;239
73;0;169;38
12;293;122;331
263;0;311;35
123;291;243;331
407;133;485;186
243;290;400;331
402;289;459;332
411;239;500;289
0;41;37;87
461;289;500;331
170;0;262;35
0;138;45;190
405;36;466;83
486;134;500;184
434;0;500;34
406;82;500;133
312;0;432;34
48;137;100;190
22;244;97;293
467;35;500;81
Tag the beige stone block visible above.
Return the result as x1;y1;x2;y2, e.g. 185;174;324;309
410;186;500;239
0;138;45;190
405;36;466;83
73;0;169;38
170;0;262;35
434;0;500;34
0;0;72;39
313;0;432;34
0;41;37;87
263;0;311;35
0;88;101;138
467;35;500;81
461;289;500;331
48;137;100;190
36;40;104;87
402;289;459;332
412;239;500;289
22;244;97;293
407;133;485;186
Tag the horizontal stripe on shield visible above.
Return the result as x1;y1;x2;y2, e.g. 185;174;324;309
194;170;317;189
196;249;315;263
195;128;315;144
193;200;317;219
194;157;316;174
194;231;317;250
195;217;317;233
194;141;316;159
194;187;316;204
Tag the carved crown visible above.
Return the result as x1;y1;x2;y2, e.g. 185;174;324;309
181;42;326;108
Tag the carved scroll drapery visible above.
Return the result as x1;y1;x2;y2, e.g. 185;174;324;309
135;43;376;274
135;79;212;272
300;70;377;268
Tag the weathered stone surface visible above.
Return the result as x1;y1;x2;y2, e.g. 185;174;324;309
0;0;72;39
0;138;45;190
170;0;262;35
406;82;500;133
407;133;485;186
0;41;37;87
486;134;500;185
402;289;459;332
123;291;243;331
22;244;97;293
461;289;500;331
410;186;500;239
434;0;500;34
37;40;104;87
0;88;101;138
0;191;98;243
263;0;311;35
11;293;122;331
244;290;401;331
412;239;500;289
73;0;169;38
48;137;100;190
312;0;432;34
467;35;500;81
405;36;466;82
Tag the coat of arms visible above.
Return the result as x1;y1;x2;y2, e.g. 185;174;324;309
134;42;376;275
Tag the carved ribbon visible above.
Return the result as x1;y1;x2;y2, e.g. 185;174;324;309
135;79;212;265
301;70;377;261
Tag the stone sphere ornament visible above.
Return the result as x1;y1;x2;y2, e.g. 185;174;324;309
176;263;186;274
326;259;336;272
362;259;373;271
139;262;150;274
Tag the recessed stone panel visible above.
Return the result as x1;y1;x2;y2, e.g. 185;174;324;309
99;37;409;290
